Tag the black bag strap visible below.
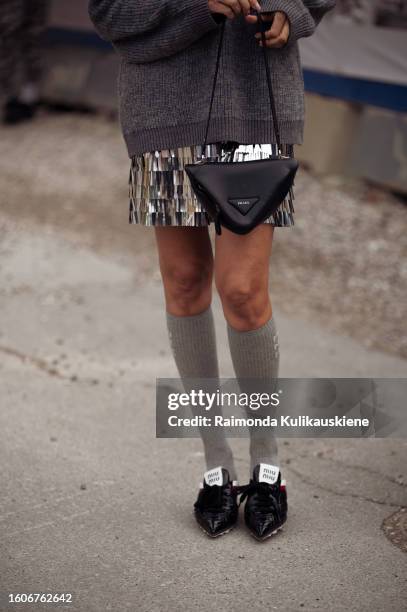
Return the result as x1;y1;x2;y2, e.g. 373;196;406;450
203;10;282;152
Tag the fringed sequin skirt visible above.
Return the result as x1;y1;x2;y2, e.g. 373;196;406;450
129;141;295;227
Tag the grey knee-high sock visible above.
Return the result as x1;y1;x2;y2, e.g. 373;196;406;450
227;316;280;474
166;306;237;480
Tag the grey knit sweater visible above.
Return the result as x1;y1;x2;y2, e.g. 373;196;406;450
88;0;335;157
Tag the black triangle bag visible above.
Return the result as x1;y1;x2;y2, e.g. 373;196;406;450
185;11;299;235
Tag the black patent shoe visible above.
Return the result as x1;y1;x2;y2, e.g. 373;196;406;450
194;467;239;538
239;463;287;541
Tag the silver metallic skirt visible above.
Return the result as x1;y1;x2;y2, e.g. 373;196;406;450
129;142;295;227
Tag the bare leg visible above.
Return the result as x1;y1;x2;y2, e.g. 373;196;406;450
215;224;279;473
154;226;213;317
155;226;236;479
214;224;274;331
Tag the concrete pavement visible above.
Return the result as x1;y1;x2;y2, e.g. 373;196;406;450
0;112;406;611
0;215;406;612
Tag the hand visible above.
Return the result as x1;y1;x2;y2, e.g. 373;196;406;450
253;11;290;48
208;0;262;22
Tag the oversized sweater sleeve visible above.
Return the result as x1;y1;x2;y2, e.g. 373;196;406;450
259;0;336;43
88;0;223;62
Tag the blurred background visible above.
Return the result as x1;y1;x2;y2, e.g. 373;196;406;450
1;3;406;610
0;0;406;362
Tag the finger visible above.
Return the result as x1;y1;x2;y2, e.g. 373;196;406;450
255;14;288;40
213;2;236;19
256;11;286;39
263;21;290;48
222;0;242;16
244;0;272;23
238;0;251;15
269;11;286;36
248;0;262;10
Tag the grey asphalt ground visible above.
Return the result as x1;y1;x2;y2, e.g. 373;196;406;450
0;113;406;612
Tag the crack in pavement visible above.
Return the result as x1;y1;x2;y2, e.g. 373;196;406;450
0;344;65;379
286;463;404;509
0;344;102;386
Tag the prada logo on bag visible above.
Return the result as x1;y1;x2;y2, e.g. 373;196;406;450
227;196;259;215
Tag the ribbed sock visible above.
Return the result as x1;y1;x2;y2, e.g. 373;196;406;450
166;306;237;480
227;316;280;474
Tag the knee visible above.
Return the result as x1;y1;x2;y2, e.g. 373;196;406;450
216;275;270;331
163;261;213;316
